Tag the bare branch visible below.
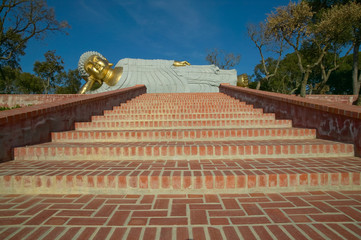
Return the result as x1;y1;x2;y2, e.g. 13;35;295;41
0;0;69;65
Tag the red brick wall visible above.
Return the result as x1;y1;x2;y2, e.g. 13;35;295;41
0;85;146;162
220;84;361;157
0;94;81;108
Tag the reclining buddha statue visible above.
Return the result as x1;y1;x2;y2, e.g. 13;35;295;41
77;51;237;94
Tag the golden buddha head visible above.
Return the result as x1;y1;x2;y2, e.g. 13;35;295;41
77;51;123;94
84;55;113;81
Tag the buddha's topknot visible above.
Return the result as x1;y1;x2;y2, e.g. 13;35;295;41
78;51;105;77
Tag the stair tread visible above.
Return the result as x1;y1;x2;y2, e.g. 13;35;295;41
57;127;313;133
2;157;360;174
20;138;347;147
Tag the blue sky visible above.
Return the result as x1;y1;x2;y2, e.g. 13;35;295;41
20;0;292;79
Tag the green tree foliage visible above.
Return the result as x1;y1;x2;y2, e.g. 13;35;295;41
0;51;81;94
33;50;64;94
328;53;361;94
0;66;43;93
305;0;361;104
16;72;43;93
55;69;82;94
0;0;69;94
306;0;361;11
252;53;302;94
266;1;337;97
0;0;69;66
250;1;361;101
205;48;240;69
0;65;17;93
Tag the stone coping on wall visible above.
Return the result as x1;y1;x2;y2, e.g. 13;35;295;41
0;94;82;108
305;95;358;105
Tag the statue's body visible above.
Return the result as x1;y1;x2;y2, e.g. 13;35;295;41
78;51;237;94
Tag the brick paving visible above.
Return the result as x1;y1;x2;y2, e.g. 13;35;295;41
1;92;361;239
1;191;361;239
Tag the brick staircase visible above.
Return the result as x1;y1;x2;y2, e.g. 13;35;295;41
1;92;361;239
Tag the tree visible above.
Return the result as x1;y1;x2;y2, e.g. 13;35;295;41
305;0;361;104
327;53;361;94
252;53;303;94
323;1;361;104
0;66;43;93
205;48;240;69
33;50;64;94
55;69;82;94
16;71;43;93
0;0;69;66
0;65;17;93
266;2;328;97
266;1;358;97
248;22;285;90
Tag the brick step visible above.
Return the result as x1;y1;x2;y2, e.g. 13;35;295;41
75;119;292;130
52;128;316;143
1;158;360;194
97;113;274;121
105;108;264;114
1;191;361;239
114;104;251;109
112;107;255;113
122;101;246;106
135;93;231;98
126;97;244;101
14;139;354;161
122;105;247;109
92;115;277;122
125;100;244;105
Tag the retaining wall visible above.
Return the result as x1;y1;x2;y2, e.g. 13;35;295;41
0;85;146;162
220;84;361;157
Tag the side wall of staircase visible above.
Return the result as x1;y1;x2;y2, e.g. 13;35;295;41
0;85;146;162
220;84;361;157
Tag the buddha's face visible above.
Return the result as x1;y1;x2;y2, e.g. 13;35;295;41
84;55;111;80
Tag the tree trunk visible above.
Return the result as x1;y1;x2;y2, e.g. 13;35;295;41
352;40;360;95
356;70;361;106
300;70;311;97
356;94;361;106
256;81;261;90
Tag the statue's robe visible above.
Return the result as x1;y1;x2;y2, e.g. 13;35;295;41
88;58;237;93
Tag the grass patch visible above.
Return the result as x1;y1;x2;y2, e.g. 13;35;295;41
0;104;22;111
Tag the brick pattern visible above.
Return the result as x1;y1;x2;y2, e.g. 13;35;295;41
1;158;360;194
2;92;361;238
13;93;354;161
219;84;361;157
0;85;146;162
75;118;292;130
92;112;276;121
52;128;317;142
219;85;361;120
0;191;360;239
14;139;354;161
